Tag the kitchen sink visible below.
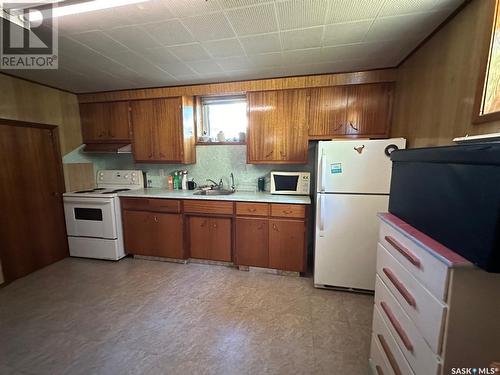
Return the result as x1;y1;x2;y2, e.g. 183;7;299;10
193;189;235;196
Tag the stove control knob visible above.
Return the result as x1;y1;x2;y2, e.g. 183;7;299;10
131;177;136;182
124;174;129;179
99;176;104;181
131;172;136;177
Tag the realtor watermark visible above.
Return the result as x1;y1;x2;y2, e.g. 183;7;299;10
1;1;58;69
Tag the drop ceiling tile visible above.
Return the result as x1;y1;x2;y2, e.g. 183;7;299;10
182;12;235;41
106;25;161;52
126;0;176;23
323;20;371;46
240;33;281;54
110;50;174;78
69;31;127;54
186;60;223;75
216;56;253;70
143;20;194;46
226;3;278;36
202;39;245;58
143;47;183;65
282;48;322;65
325;0;382;23
379;0;437;17
167;0;221;17
158;62;198;77
276;0;328;30
218;0;265;9
248;52;283;67
168;43;211;62
281;27;323;50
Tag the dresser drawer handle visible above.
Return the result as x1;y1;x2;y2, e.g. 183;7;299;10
282;210;293;214
380;301;414;352
385;236;421;268
382;267;416;307
375;365;384;375
377;333;402;375
248;208;256;212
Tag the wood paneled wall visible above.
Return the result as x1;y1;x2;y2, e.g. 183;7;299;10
78;69;396;103
391;0;500;148
0;74;82;155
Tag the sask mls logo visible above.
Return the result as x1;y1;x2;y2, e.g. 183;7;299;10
0;1;58;69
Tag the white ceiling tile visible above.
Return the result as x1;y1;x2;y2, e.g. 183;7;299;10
202;39;245;58
106;26;161;52
125;0;176;23
281;27;323;50
240;33;281;54
186;60;223;75
109;50;174;79
167;0;221;17
323;20;371;46
248;52;283;67
379;0;437;17
282;48;322;65
218;0;264;9
69;31;127;54
325;0;382;23
226;4;278;36
276;0;328;30
143;47;183;65
142;20;194;46
216;56;253;70
157;62;198;77
182;12;235;41
168;43;211;61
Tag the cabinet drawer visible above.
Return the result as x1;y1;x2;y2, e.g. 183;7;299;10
375;276;440;375
121;198;150;211
236;202;269;216
377;243;446;354
371;305;416;375
183;200;233;215
379;221;449;302
270;204;305;218
148;199;181;213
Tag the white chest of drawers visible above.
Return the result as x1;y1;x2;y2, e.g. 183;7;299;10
370;213;500;375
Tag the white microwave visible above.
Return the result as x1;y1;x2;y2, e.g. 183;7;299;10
270;171;311;195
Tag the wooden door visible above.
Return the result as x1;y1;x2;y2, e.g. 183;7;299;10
235;217;268;267
269;219;305;272
247;89;309;163
345;83;393;137
0;121;68;283
308;86;348;137
123;210;152;255
151;213;184;259
155;98;184;162
130;99;155;161
208;217;232;262
189;216;210;259
80;102;130;142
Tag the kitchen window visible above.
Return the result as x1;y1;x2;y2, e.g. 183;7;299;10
474;0;500;122
197;95;247;144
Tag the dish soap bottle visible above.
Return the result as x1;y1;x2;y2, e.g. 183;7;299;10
173;171;180;190
181;170;188;190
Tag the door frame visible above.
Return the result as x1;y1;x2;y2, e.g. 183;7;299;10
0;118;67;284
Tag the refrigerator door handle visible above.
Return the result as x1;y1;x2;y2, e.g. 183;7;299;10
320;149;326;192
319;195;325;236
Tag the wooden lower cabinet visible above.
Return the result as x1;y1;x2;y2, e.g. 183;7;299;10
235;218;269;267
269;219;305;272
189;216;231;262
123;210;184;259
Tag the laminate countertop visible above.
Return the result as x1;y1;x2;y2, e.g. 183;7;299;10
118;188;311;205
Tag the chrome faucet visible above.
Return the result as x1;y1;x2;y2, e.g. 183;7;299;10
206;178;223;189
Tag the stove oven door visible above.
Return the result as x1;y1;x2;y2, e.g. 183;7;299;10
63;197;118;239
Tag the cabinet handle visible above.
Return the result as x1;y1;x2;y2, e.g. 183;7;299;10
280;151;286;157
248;208;256;212
213;223;217;228
265;150;274;158
319;148;326;192
377;333;402;375
349;122;359;131
385;236;421;268
272;223;278;231
154;215;158;223
380;301;414;352
375;365;384;375
382;267;416;307
318;194;325;236
148;153;153;159
282;210;293;214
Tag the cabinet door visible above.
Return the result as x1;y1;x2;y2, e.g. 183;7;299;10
345;83;393;137
235;217;268;267
209;218;232;262
247;89;309;163
123;210;152;255
80;102;130;142
155;98;184;162
308;86;347;137
151;213;184;259
269;219;305;272
130;99;155;161
189;216;210;260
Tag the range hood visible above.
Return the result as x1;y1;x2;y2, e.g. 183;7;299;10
82;143;132;153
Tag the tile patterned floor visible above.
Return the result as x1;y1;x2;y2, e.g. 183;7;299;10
0;258;373;375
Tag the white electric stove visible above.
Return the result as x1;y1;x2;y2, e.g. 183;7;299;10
63;170;143;260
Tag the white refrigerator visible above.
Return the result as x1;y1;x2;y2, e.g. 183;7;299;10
314;138;406;291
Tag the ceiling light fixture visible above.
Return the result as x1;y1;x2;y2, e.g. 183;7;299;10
25;0;149;22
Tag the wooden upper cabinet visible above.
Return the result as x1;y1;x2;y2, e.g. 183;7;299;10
130;97;195;164
80;101;130;143
247;89;309;164
308;86;348;137
345;83;393;137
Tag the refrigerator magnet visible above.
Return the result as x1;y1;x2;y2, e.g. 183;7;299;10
331;163;342;174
